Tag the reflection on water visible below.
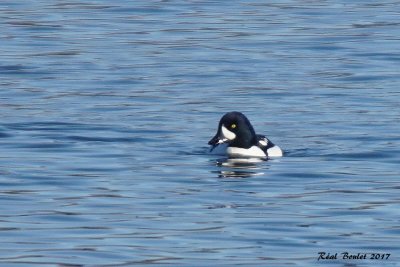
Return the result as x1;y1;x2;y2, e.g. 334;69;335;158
213;157;266;178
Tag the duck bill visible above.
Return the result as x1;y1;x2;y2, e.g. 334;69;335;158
208;134;228;152
209;125;235;151
208;135;228;145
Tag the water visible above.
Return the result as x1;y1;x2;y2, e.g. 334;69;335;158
1;1;399;266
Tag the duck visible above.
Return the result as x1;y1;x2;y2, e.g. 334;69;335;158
208;111;283;158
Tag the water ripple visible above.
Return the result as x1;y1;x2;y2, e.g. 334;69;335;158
0;0;399;266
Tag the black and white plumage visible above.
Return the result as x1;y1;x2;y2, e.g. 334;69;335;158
208;111;283;158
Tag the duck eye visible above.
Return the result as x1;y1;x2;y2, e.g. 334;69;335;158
231;124;236;129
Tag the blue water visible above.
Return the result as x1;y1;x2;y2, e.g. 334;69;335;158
1;1;399;266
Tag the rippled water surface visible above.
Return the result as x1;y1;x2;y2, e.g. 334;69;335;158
1;1;399;266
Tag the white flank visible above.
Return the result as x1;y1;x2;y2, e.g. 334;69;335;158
221;125;236;141
227;146;266;158
267;145;283;157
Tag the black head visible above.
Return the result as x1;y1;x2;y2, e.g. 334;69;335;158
208;111;257;149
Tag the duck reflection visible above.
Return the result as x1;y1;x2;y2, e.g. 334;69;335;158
212;157;267;178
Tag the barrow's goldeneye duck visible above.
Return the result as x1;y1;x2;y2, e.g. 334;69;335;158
208;111;283;158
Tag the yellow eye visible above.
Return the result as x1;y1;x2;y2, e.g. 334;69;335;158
231;124;236;129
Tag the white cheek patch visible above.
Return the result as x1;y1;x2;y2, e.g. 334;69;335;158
221;125;236;141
